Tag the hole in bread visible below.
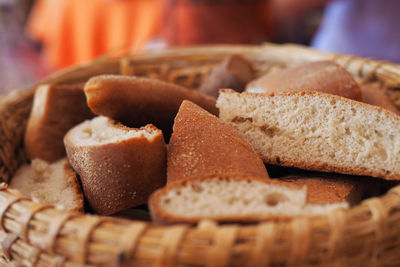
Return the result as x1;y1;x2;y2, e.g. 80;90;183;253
374;130;383;137
311;126;317;133
345;127;351;135
231;116;253;123
191;184;203;193
351;107;357;115
260;125;279;138
330;99;336;105
265;193;289;207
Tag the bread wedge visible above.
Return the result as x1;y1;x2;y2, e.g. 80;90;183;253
84;75;218;139
199;54;254;97
25;83;94;162
167;100;269;184
217;90;400;180
149;174;347;224
246;61;362;101
10;158;84;211
64;116;166;215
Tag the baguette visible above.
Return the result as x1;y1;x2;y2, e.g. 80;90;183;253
149;174;347;224
246;61;362;101
64;116;166;215
25;83;94;162
217;90;400;180
199;55;254;97
10;158;84;211
167;100;269;184
84;75;218;139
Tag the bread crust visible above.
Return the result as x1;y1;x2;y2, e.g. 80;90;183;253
167;100;269;184
63;160;85;211
25;83;94;162
276;174;364;205
361;82;400;115
199;55;254;97
84;75;218;139
64;121;166;215
149;174;298;225
218;89;400;180
246;61;363;101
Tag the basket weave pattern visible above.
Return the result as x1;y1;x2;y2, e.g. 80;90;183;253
0;44;400;266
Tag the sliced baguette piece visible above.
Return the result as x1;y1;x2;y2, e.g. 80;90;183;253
84;75;218;139
9;158;84;211
217;90;400;180
246;61;362;101
199;54;255;97
64;116;166;215
25;83;94;162
149;174;347;224
167;100;269;184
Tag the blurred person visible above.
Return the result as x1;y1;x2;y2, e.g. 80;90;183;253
312;0;400;63
161;0;276;46
273;0;400;63
0;0;48;92
27;0;162;69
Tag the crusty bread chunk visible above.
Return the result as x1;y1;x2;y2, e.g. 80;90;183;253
246;61;362;101
149;175;347;224
167;100;269;184
64;116;166;215
217;90;400;180
84;75;218;139
361;83;400;115
25;83;94;162
10;158;84;211
199;54;255;97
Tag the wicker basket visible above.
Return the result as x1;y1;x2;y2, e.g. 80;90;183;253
1;43;400;266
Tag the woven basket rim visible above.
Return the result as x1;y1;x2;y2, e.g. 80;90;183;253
1;43;400;266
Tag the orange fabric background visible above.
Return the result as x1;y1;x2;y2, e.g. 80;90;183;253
27;0;161;69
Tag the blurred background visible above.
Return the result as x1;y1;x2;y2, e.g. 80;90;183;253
1;0;399;93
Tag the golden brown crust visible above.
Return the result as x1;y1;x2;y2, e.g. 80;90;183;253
63;161;85;212
276;174;365;205
167;100;269;184
219;89;400;180
84;75;218;139
25;83;94;162
199;55;255;97
64;122;167;215
149;174;295;225
246;61;363;101
361;82;400;115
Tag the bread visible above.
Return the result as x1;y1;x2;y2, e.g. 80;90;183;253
246;61;363;101
198;54;255;97
167;100;269;184
217;90;400;180
24;83;94;162
64;116;166;215
361;82;400;115
276;174;366;205
9;158;84;211
84;75;218;139
149;174;347;224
